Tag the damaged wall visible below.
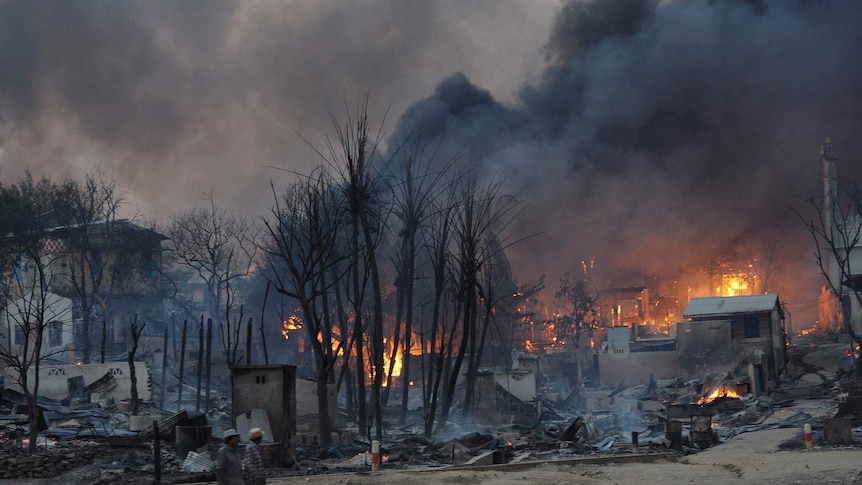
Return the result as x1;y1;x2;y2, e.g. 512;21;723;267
3;362;152;401
598;350;681;386
231;364;296;463
295;378;337;433
493;370;536;403
678;320;733;374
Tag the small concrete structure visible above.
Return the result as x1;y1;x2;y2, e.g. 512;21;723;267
231;365;296;465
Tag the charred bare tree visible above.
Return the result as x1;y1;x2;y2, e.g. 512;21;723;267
222;303;249;366
386;144;454;423
421;193;455;438
555;274;602;349
0;174;78;453
264;171;346;452
473;243;518;378
64;171;127;363
795;140;862;363
438;176;521;428
309;97;390;440
128;314;145;416
332;267;355;420
165;193;259;357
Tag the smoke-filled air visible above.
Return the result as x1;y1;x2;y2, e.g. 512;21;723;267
3;0;862;321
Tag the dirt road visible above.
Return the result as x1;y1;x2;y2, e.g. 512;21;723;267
249;429;862;485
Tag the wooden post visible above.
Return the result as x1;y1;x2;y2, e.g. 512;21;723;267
178;320;187;412
205;318;213;410
196;316;204;412
371;440;381;472
246;317;253;364
153;420;162;485
171;312;178;369
160;326;168;407
260;282;270;364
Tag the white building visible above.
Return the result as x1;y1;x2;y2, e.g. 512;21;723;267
1;291;76;363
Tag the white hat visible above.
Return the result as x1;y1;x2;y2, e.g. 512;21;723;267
249;427;265;440
223;429;240;440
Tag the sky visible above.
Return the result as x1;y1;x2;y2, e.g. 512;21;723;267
2;0;862;323
0;0;557;216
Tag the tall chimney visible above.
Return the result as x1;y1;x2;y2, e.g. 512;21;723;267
820;137;839;286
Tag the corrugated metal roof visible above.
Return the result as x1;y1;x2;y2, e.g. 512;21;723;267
683;294;779;319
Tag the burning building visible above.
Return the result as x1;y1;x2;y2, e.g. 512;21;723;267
597;293;785;389
680;293;786;388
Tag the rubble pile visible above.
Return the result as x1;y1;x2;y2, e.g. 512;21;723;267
0;441;95;479
0;336;860;483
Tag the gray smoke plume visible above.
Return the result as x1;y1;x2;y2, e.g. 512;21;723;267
390;0;862;318
0;0;554;216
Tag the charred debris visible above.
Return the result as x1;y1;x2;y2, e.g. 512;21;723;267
0;329;860;483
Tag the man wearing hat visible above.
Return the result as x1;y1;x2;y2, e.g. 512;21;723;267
243;427;266;485
216;429;244;485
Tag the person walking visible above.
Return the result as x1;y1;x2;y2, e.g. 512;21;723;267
216;429;245;485
243;427;266;485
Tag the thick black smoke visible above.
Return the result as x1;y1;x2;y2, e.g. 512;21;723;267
391;0;862;318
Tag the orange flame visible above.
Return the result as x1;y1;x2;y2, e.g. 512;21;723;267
375;338;404;387
697;385;742;405
281;314;303;340
720;274;753;297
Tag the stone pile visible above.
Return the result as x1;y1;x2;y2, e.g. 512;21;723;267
0;444;95;479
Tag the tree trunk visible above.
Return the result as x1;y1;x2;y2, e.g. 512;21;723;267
363;220;385;441
129;318;145;416
350;221;367;437
260;282;270;364
437;289;468;433
382;285;404;406
461;284;478;423
400;229;417;424
423;280;445;437
315;357;333;454
333;273;355;421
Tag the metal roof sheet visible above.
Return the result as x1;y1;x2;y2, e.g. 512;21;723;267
683;294;779;318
